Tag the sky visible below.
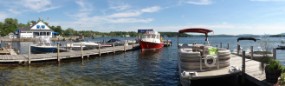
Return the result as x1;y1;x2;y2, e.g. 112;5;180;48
1;0;285;35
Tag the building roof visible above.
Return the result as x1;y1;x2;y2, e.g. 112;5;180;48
18;21;53;32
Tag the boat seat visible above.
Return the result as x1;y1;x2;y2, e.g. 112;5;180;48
202;47;218;68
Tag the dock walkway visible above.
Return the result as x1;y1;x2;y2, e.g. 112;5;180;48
230;54;269;86
0;44;139;64
185;54;269;85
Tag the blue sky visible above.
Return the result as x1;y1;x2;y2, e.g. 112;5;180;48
1;0;285;35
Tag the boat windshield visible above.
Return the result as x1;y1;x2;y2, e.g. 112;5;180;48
142;34;158;39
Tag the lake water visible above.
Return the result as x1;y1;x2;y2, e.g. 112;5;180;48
0;36;284;85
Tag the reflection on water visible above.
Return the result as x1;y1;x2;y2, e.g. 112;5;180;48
139;49;162;58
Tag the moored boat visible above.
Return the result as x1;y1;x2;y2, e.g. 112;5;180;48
177;28;239;86
138;29;164;50
234;37;273;59
65;42;87;50
31;36;58;53
80;41;99;49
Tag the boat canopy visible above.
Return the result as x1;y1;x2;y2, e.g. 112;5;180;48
237;37;259;42
178;28;213;34
178;28;213;41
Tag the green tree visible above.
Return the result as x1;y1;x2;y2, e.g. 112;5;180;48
1;18;18;36
63;28;77;36
0;22;4;36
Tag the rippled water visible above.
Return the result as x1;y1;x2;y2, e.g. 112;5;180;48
0;44;179;86
0;37;284;85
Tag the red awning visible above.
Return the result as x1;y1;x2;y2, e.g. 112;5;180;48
178;28;213;34
178;28;213;41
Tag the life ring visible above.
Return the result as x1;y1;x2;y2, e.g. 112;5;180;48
204;55;216;67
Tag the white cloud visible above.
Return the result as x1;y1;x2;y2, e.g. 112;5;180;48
108;18;153;23
8;8;21;15
141;6;161;13
109;2;131;11
59;1;160;31
109;6;161;18
180;0;212;5
76;0;93;12
111;5;130;11
21;0;59;12
108;11;141;18
0;12;7;21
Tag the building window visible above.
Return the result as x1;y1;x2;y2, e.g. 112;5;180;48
47;32;50;35
37;25;40;29
41;25;45;29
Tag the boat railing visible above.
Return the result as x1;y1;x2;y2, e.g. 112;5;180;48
179;43;231;72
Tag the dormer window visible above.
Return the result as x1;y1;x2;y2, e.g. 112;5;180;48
37;25;40;29
41;25;45;29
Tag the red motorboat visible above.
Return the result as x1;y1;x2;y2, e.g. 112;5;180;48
138;29;164;50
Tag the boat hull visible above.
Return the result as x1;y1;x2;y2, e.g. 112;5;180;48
31;45;57;53
139;40;164;50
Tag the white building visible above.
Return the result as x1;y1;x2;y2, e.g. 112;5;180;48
18;21;53;38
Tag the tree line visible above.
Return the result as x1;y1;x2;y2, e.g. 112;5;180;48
0;18;188;37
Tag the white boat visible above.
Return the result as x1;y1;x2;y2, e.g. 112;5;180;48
80;41;99;49
66;42;86;50
177;28;239;86
127;40;136;44
66;41;99;50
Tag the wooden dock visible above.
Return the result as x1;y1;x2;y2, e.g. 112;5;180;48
0;44;139;64
180;52;271;86
230;54;270;86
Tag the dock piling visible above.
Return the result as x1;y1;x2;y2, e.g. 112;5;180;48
81;43;83;59
220;42;222;48
237;44;240;55
113;43;115;53
242;51;246;85
273;48;276;59
28;45;31;64
124;44;126;52
227;43;229;49
57;43;60;63
250;46;253;59
70;40;72;51
99;44;101;56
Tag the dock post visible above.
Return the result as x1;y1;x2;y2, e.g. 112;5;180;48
28;45;31;64
81;43;83;59
113;43;115;54
57;43;60;63
250;46;253;59
273;48;276;59
237;44;240;55
242;51;246;85
220;42;222;48
70;40;72;51
124;44;126;52
99;44;101;56
65;42;68;51
227;43;229;49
